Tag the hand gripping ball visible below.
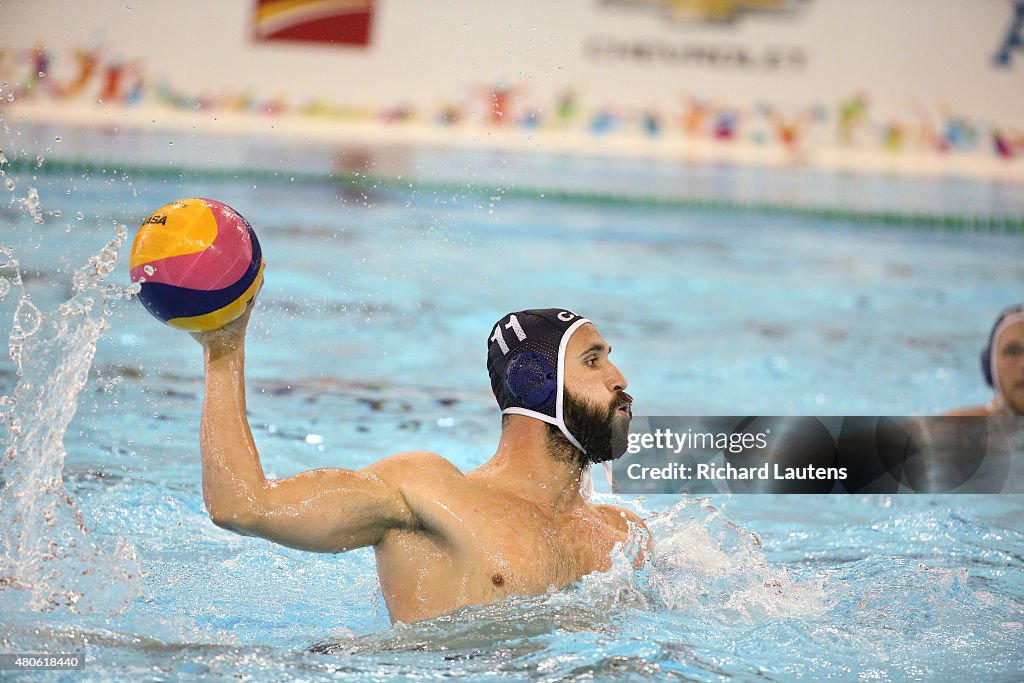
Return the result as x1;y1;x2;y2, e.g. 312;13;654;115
129;198;265;332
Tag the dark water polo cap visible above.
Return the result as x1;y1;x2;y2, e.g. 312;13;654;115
982;304;1024;390
486;309;591;452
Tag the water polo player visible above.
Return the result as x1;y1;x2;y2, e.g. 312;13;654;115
947;304;1024;416
193;306;648;624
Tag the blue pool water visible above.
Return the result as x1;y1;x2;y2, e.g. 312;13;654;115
0;129;1023;681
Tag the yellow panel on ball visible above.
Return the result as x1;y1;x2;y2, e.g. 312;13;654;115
129;199;219;269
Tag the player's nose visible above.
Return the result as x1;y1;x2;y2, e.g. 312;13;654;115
607;361;627;393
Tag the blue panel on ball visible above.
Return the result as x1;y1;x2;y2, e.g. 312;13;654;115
138;233;262;322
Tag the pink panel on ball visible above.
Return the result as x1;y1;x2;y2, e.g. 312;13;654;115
129;200;253;289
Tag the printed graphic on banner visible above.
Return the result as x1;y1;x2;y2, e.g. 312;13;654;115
588;0;809;72
600;0;810;24
613;416;1024;494
994;0;1024;67
252;0;374;47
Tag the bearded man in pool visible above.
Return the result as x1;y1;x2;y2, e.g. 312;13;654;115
194;307;650;624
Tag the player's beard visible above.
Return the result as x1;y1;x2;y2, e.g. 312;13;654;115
547;388;633;467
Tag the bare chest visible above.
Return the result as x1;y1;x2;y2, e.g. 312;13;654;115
435;496;625;595
489;515;606;583
374;491;628;622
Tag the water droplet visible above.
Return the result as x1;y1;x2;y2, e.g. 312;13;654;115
12;298;42;339
5;179;14;191
54;135;62;142
21;187;43;224
75;212;84;221
143;264;155;276
36;156;44;168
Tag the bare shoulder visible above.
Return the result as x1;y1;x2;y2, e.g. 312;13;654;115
593;503;648;533
363;450;465;484
943;406;989;417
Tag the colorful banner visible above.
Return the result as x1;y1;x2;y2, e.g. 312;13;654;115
252;0;374;46
601;0;809;24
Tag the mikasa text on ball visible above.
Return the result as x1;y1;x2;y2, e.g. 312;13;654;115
129;198;265;332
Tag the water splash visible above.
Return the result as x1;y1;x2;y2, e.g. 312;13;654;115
0;229;143;614
0;148;11;194
19;186;45;224
644;497;830;622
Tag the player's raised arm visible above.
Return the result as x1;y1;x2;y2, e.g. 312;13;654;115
194;305;422;553
129;199;424;554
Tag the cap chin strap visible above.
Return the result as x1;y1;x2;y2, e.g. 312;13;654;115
580;465;595;498
991;312;1024;395
602;461;616;493
577;464;617;500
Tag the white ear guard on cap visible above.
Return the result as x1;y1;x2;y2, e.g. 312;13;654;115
503;316;591;454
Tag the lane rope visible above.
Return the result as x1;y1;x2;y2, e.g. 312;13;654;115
5;154;1023;232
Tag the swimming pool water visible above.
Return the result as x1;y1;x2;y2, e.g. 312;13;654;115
0;132;1023;681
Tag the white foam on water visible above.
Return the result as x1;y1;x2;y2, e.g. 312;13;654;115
642;497;831;623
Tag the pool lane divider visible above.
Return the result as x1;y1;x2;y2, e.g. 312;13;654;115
7;154;1024;232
